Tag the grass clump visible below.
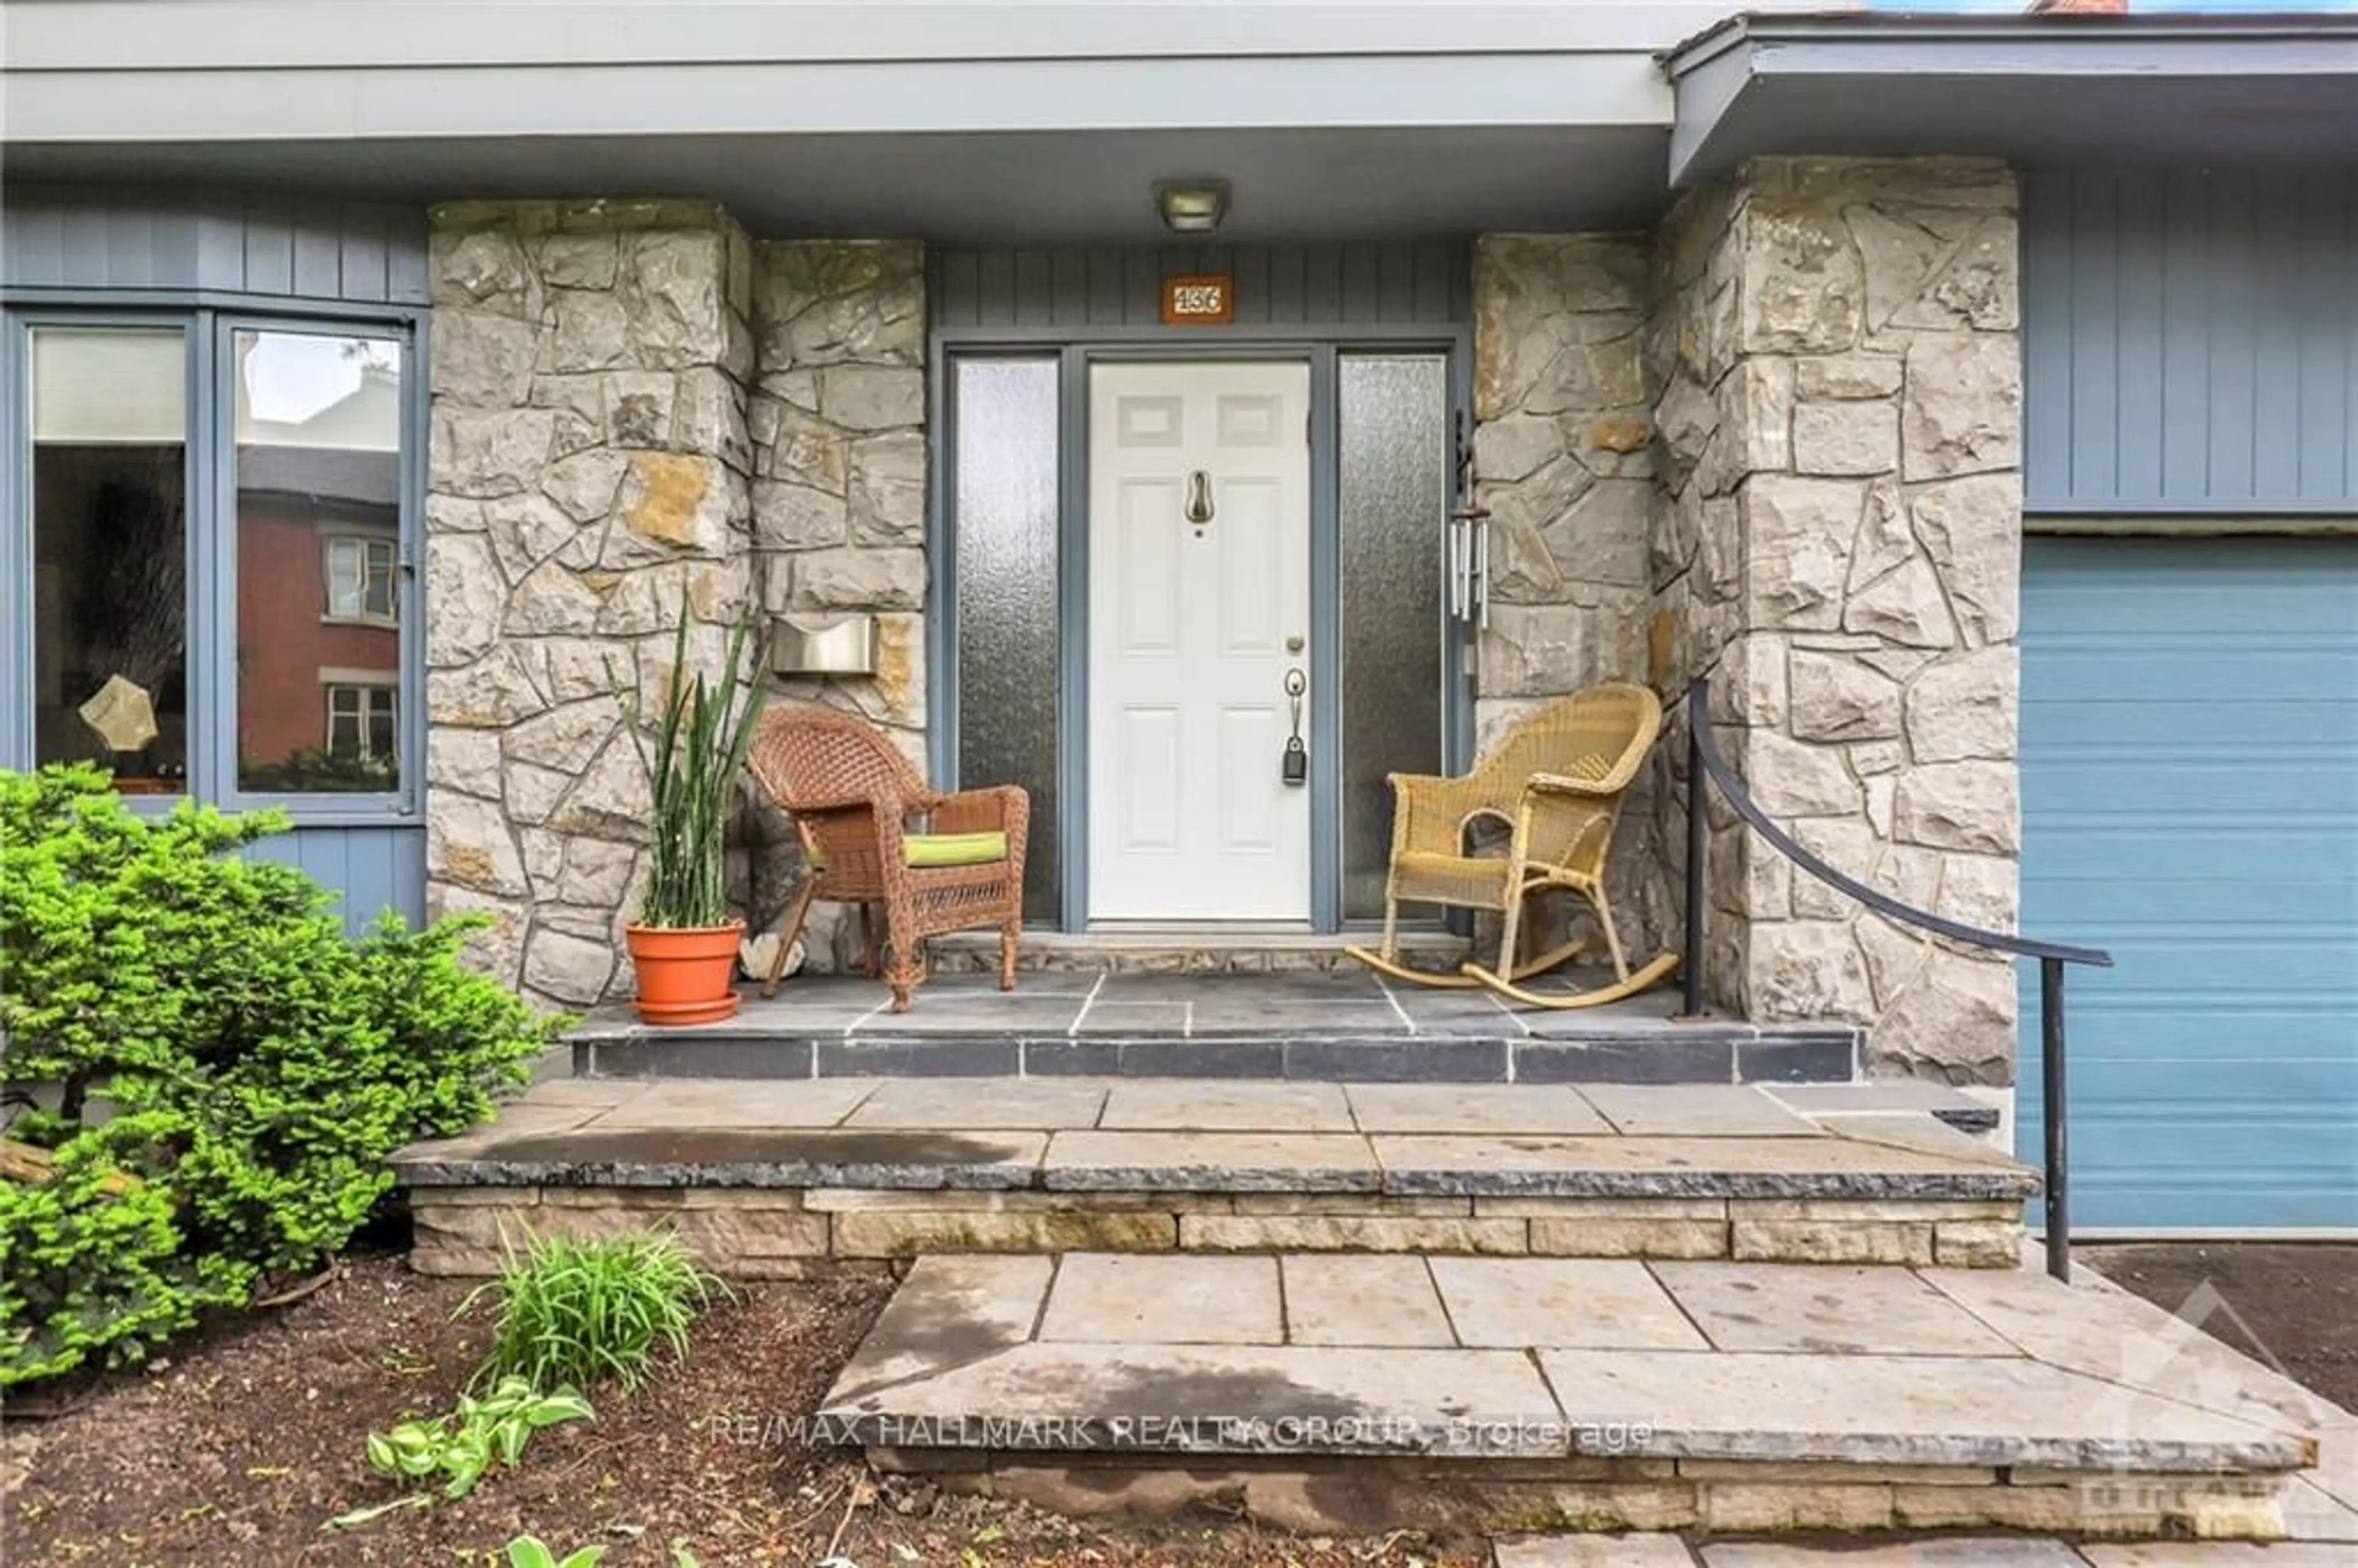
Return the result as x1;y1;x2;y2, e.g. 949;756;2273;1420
466;1228;726;1394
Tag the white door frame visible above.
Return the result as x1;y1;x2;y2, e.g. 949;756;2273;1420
1084;357;1313;923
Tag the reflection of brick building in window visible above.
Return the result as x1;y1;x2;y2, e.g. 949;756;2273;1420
234;445;400;774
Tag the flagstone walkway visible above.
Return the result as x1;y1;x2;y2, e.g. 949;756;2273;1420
820;1249;2345;1543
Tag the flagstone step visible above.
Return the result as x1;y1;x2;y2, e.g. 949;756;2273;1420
564;971;1864;1085
392;1079;2035;1275
815;1253;2329;1542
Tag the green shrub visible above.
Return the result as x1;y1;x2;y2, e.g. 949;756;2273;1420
0;764;564;1386
0;1122;246;1379
467;1228;725;1393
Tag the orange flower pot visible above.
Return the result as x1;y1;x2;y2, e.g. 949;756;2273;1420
624;920;745;1026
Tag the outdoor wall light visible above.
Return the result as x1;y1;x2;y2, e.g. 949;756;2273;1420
1156;180;1230;233
771;613;877;676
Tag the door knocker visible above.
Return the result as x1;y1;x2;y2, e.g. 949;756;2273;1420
1185;470;1214;534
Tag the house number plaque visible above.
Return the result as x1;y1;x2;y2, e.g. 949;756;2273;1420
1161;274;1235;325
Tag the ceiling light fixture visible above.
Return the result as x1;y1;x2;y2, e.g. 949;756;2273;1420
1156;180;1231;234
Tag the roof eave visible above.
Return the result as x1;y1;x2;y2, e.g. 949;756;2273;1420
1667;11;2358;187
1665;10;2358;79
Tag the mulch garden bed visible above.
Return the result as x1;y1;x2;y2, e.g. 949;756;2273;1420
14;1240;2348;1566
2083;1241;2358;1413
3;1249;1477;1567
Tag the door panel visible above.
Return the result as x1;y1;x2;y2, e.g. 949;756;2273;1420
1218;478;1283;652
1089;361;1312;921
1116;707;1181;852
1218;704;1285;852
1115;478;1181;652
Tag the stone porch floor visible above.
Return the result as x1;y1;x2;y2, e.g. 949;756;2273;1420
821;1251;2349;1544
567;969;1862;1084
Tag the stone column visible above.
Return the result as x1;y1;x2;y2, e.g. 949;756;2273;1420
747;241;927;763
741;240;928;972
424;200;757;1009
1648;158;2024;1084
1469;234;1660;942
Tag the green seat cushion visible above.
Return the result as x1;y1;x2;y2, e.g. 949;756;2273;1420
808;830;1008;871
904;830;1010;867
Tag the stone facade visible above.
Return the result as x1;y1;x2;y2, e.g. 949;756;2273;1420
424;201;925;1006
1645;157;2025;1084
747;240;928;760
1473;158;2025;1085
1469;234;1662;945
739;242;930;974
424;200;759;1009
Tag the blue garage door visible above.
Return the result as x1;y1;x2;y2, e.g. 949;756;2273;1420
2020;535;2358;1232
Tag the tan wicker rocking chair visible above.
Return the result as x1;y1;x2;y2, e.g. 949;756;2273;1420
745;708;1029;1012
1346;682;1680;1009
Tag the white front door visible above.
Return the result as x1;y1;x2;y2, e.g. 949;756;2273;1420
1088;361;1313;922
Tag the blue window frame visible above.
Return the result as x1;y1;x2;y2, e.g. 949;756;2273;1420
2;303;425;825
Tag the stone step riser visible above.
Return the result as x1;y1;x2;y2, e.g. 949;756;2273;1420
925;949;1457;977
573;1029;1862;1085
407;1186;2026;1275
865;1452;2294;1541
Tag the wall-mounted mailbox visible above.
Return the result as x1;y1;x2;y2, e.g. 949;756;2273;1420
771;613;878;677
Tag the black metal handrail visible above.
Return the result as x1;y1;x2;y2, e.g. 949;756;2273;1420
1679;677;2113;1281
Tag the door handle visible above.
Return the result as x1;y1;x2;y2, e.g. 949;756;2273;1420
1282;667;1308;786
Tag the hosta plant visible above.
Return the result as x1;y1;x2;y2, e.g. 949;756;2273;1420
362;1377;594;1500
507;1535;607;1568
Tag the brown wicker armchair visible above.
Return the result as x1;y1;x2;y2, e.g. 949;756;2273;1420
745;708;1029;1012
1347;682;1679;1008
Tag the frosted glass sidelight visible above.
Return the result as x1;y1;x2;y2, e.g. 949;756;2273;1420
954;358;1062;922
1339;355;1448;921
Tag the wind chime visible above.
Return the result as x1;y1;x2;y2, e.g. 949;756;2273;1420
1446;410;1491;675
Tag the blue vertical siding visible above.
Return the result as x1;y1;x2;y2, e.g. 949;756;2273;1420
245;826;428;936
2023;168;2358;514
1;185;429;305
2017;537;2358;1232
930;241;1470;331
